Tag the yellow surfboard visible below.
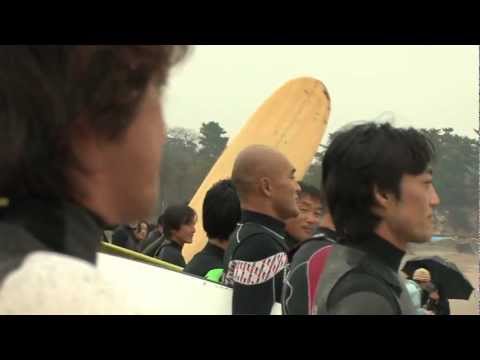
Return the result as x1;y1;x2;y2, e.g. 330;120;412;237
183;77;331;262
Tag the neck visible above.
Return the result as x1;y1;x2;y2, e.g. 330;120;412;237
241;201;284;223
209;238;228;251
374;222;407;252
170;235;183;247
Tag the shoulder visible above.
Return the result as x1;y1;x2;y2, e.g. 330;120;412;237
0;251;136;314
234;231;285;262
291;237;335;265
327;270;399;315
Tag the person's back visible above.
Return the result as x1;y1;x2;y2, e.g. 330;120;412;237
184;242;224;278
0;45;189;314
183;179;240;280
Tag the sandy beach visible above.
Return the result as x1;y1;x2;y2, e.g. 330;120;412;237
403;240;478;315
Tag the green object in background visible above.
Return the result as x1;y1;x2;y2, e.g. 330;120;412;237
205;268;224;283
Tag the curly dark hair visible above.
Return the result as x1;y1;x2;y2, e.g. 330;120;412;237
0;45;190;201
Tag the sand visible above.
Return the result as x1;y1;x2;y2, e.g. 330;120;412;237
404;241;478;315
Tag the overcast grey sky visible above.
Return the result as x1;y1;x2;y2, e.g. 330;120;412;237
164;45;478;144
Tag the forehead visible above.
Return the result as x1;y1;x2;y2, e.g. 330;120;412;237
402;168;433;182
298;194;322;207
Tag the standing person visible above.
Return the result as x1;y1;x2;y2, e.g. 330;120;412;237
299;122;440;315
284;182;323;250
112;221;149;252
223;145;301;315
183;179;241;282
112;224;136;248
282;199;338;314
155;205;197;268
0;45;189;314
141;214;165;255
132;221;150;251
405;273;432;315
412;268;450;315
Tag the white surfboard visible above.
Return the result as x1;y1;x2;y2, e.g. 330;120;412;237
97;252;282;315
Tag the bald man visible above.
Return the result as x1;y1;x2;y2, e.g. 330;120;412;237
223;145;301;314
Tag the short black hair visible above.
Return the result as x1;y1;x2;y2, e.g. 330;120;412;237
322;122;435;241
0;45;189;201
297;181;322;202
203;179;241;241
163;204;196;238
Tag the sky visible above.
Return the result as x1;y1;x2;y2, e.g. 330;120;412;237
164;45;479;145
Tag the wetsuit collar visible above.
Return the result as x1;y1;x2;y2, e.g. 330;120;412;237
314;227;338;242
353;232;405;272
240;210;286;238
205;242;226;257
0;197;104;265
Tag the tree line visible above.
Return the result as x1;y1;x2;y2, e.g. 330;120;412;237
156;122;479;235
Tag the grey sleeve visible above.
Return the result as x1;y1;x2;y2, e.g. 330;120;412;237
326;272;399;315
328;291;397;315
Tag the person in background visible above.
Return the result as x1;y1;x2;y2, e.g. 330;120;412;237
155;204;196;268
111;224;136;248
412;268;450;315
405;272;432;315
183;179;241;282
141;214;165;255
284;181;323;250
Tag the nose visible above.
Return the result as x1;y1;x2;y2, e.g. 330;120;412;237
294;181;301;193
305;212;317;224
430;185;440;207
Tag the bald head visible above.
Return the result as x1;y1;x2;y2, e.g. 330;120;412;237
232;145;294;198
231;145;300;221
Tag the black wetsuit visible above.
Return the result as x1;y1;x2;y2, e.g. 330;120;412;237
285;232;416;315
183;242;225;277
0;198;103;285
156;239;186;268
223;210;289;315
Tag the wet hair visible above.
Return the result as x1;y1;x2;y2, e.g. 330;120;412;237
0;45;189;201
322;122;435;242
298;181;322;202
203;179;241;241
163;204;196;238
